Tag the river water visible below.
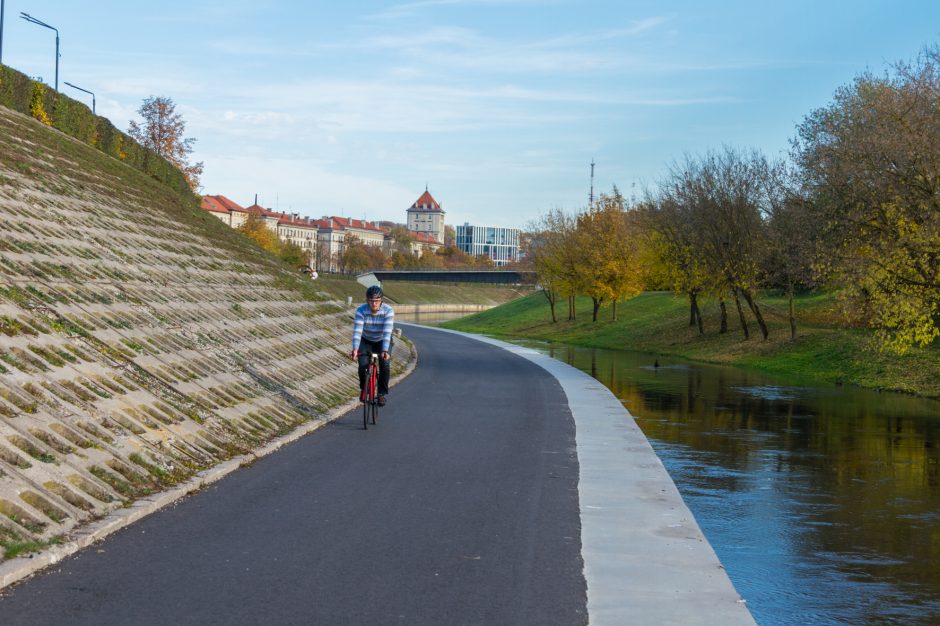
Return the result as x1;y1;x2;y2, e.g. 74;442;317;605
512;340;940;625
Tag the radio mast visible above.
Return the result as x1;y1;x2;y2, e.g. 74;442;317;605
589;159;595;206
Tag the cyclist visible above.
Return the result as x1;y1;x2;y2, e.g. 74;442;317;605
350;285;395;406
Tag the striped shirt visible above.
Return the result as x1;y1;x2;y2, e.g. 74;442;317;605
351;302;395;352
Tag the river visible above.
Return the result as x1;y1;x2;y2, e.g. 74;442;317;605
513;340;940;625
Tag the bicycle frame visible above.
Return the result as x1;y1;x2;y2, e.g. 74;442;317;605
362;352;379;429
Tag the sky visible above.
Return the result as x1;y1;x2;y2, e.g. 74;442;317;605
2;1;939;228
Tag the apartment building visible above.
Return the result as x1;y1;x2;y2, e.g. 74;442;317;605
200;194;442;273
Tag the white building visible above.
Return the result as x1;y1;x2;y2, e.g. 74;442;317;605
456;223;521;266
406;188;445;245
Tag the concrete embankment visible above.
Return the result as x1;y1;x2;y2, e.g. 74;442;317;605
0;104;411;572
421;326;757;625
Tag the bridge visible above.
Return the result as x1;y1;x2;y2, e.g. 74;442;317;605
357;269;537;286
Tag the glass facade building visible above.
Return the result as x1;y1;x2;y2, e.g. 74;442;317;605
455;224;521;266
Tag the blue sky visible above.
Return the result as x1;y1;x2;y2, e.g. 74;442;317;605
3;1;939;227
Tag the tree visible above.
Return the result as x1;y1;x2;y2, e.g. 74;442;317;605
794;45;940;352
575;192;644;321
762;162;815;340
237;214;281;254
388;226;416;255
128;96;204;191
659;148;773;340
642;194;711;334
339;235;371;274
278;241;308;268
528;209;583;321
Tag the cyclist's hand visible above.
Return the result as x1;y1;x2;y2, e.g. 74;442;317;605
381;351;390;361
350;349;359;360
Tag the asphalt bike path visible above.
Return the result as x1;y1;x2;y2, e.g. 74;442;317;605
0;325;587;625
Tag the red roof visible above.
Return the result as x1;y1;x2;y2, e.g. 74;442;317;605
277;212;318;228
331;216;387;234
409;190;442;212
411;230;442;245
201;195;244;214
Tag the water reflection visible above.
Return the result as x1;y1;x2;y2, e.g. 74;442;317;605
521;340;940;625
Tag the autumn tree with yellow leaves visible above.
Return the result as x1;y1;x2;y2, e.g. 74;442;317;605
128;95;204;191
794;44;940;352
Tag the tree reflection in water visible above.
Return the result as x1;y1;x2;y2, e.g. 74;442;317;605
526;340;940;626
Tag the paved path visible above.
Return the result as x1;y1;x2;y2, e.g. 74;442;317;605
0;325;587;625
0;324;755;625
445;327;756;625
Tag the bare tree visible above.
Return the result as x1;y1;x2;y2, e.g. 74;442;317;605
128;96;204;191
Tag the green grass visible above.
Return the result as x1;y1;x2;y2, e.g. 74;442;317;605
311;273;534;306
443;290;940;398
3;535;64;560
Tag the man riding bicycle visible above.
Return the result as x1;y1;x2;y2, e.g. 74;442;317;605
350;285;394;406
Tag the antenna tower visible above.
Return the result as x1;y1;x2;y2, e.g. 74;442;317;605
589;159;595;206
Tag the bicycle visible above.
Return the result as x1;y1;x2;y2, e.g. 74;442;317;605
360;352;379;430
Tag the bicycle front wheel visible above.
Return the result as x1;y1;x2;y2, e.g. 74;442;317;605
362;388;370;430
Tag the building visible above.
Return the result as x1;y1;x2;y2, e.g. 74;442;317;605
456;223;521;266
200;194;444;273
201;195;242;226
406;188;445;245
277;213;319;256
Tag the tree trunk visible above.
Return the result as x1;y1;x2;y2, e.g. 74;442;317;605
741;289;769;340
733;289;749;339
787;282;796;340
592;297;601;322
542;289;557;323
612;299;617;321
719;299;728;334
568;295;576;321
689;290;704;335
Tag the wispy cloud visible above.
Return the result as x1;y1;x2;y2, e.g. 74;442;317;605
366;0;550;21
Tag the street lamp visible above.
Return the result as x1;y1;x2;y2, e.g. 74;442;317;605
1;0;6;66
20;12;59;92
64;81;95;114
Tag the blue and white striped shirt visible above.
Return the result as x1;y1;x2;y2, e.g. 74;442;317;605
351;302;395;352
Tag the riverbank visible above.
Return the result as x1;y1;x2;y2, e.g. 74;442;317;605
442;290;940;398
311;273;532;306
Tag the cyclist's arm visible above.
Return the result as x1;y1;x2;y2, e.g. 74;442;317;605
351;307;365;359
380;305;395;353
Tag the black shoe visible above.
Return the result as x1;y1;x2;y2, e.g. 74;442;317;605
377;395;387;406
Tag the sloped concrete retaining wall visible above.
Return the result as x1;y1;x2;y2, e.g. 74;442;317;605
0;106;413;560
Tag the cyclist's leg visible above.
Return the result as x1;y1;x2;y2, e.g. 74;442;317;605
357;345;373;396
377;339;392;396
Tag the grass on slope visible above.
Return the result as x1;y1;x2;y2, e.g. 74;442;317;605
443;290;940;398
312;273;534;306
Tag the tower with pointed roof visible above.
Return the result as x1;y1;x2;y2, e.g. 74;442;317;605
406;187;445;245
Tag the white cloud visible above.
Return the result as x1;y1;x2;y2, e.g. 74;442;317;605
202;156;419;222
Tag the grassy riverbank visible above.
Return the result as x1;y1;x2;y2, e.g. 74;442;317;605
313;273;533;305
442;290;940;398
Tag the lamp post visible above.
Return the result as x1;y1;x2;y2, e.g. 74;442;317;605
1;0;6;66
64;81;95;114
20;12;59;92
